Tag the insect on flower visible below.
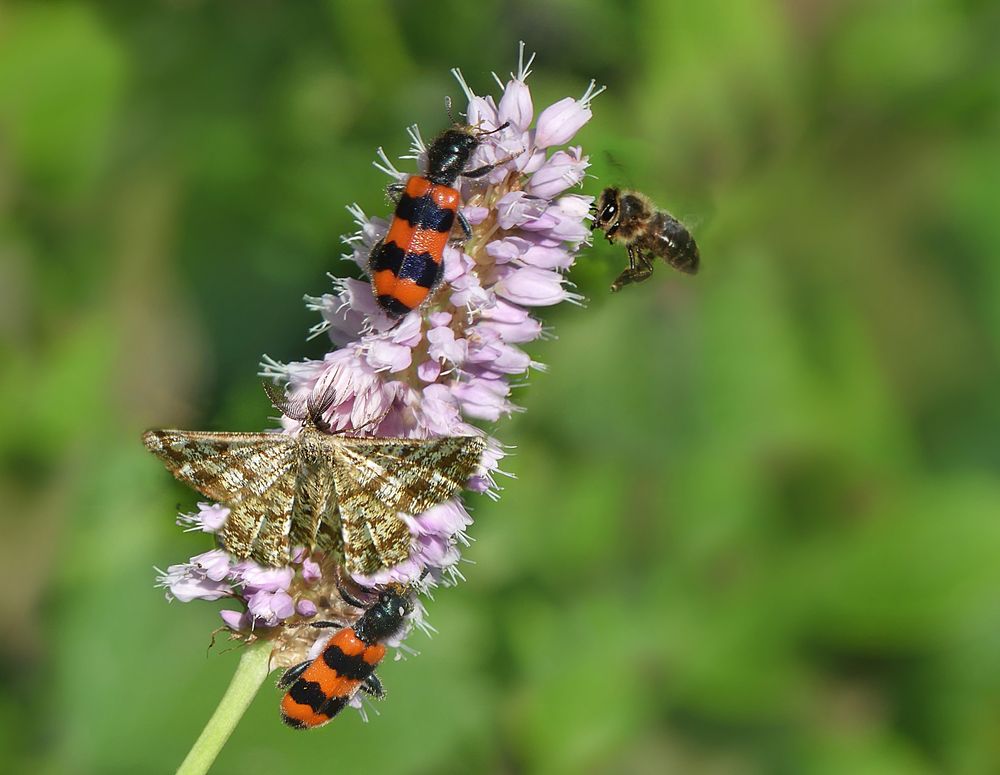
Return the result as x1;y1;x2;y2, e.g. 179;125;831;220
368;105;516;318
590;187;700;292
143;384;486;575
279;584;413;729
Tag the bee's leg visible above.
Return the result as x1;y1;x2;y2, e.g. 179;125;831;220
611;269;639;292
359;672;385;699
628;252;656;285
610;246;642;292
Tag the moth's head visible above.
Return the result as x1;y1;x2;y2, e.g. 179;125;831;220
261;381;337;434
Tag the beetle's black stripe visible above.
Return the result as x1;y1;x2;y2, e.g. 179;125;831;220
371;240;404;274
288;679;327;713
399;252;442;288
377;295;413;316
318;694;349;719
395;192;455;233
281;714;307;729
321;645;373;681
372;241;441;289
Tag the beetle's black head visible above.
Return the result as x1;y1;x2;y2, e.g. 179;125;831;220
591;187;622;232
425;128;481;186
353;588;413;645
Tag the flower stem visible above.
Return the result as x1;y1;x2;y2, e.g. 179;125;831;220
176;639;273;775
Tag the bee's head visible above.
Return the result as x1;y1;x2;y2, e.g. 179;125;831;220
591;187;622;233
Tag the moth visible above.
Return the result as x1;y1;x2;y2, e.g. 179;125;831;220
143;385;486;575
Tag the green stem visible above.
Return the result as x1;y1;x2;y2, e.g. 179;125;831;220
176;639;273;775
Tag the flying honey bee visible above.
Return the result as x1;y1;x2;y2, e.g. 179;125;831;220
590;187;700;292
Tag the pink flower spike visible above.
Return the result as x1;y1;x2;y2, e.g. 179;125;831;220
234;564;294;593
428;311;452;328
496;41;536;131
414;501;474;536
461;205;490;226
296;599;318;618
520;244;574;270
157;561;232;603
418;360;442;382
476;313;543;344
191;549;232;582
498;77;533;133
305;278;373;346
452;66;498;128
544;205;593;244
427;325;468;365
415;534;461;568
177;502;230;534
486;236;531;265
496;191;548;230
452;378;513;422
219;609;248;630
301;557;322;583
528;147;589;199
495;266;575;307
556;194;595;221
534;80;605;149
247;589;296;627
366;339;413;373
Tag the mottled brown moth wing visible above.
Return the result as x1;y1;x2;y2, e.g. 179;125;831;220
327;435;487;574
333;465;388;576
142;430;298;566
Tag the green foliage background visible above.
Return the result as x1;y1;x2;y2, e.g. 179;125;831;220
2;1;999;773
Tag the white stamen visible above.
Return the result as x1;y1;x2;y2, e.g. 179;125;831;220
402;124;427;161
512;42;535;82
373;147;404;180
258;355;289;380
450;67;476;102
580;79;607;108
345;203;369;229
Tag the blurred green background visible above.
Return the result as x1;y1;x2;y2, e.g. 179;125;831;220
2;1;999;773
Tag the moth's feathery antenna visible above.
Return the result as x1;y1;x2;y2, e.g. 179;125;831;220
296;380;336;433
262;381;308;421
262;380;333;433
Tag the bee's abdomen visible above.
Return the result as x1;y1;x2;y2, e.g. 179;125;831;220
651;212;699;274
